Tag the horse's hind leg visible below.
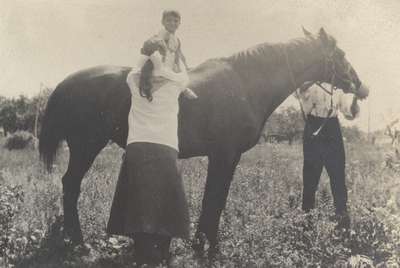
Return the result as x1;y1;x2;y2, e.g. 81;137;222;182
62;139;107;244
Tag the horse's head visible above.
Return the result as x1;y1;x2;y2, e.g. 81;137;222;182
303;27;369;99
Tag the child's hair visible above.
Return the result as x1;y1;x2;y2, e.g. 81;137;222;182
162;10;181;21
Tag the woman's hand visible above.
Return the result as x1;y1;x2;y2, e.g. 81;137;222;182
183;88;198;99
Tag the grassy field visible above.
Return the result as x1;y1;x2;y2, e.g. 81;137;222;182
0;138;399;267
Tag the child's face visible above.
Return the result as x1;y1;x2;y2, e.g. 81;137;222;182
162;15;180;34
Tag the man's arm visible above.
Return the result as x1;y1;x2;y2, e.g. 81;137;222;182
350;95;360;118
340;93;360;120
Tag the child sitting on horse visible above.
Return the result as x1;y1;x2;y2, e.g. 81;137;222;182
127;9;196;100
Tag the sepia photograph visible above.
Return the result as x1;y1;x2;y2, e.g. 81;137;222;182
0;0;399;267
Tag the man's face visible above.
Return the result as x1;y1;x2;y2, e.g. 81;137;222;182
162;15;180;34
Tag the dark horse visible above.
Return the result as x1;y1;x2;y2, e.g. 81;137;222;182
39;28;367;253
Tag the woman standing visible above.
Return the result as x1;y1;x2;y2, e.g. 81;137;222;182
107;10;197;266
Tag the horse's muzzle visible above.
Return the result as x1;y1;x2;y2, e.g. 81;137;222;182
356;83;369;100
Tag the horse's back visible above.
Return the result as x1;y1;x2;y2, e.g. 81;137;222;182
51;65;132;146
59;65;130;91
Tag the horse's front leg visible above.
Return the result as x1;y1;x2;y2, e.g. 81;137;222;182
192;150;241;257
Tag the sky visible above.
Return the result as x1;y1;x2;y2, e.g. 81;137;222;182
1;0;400;131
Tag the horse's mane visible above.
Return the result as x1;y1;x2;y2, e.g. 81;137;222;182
187;37;322;89
227;37;325;77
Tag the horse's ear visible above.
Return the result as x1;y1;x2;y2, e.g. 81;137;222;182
319;27;336;49
319;27;329;44
302;26;313;38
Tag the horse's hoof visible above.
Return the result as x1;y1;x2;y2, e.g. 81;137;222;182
207;244;220;261
191;232;207;254
63;235;83;248
62;227;84;245
336;213;351;231
72;243;91;256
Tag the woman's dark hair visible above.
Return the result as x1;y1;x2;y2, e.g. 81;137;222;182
139;40;160;102
139;60;154;102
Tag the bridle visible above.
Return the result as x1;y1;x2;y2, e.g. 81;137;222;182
321;45;359;93
284;43;357;94
283;46;336;121
284;44;357;136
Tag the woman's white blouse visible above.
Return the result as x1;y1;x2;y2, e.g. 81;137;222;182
125;49;189;151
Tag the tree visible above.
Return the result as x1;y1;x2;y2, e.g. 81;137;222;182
0;88;52;136
384;119;400;146
0;98;17;136
262;106;304;145
341;125;363;143
30;86;53;137
15;95;35;132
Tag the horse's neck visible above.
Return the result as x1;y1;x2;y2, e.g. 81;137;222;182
230;39;323;121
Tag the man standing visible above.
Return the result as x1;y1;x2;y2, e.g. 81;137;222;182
297;82;360;229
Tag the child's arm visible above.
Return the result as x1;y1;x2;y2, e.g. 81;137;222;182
179;51;189;70
177;38;189;70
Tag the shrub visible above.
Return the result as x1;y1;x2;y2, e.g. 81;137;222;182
4;131;36;150
0;184;25;266
1;138;400;267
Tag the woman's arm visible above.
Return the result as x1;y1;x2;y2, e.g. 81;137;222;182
182;88;198;99
149;52;189;86
137;54;150;70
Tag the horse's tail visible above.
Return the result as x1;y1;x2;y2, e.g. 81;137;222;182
39;86;67;172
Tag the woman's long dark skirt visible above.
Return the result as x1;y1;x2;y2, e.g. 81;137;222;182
107;142;189;239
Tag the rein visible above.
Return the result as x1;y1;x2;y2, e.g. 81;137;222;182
283;46;336;137
283;47;307;122
312;66;336;137
315;82;333;95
